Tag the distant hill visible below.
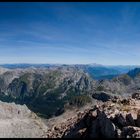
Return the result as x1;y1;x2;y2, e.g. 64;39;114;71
74;64;138;80
127;68;140;78
0;63;138;80
94;67;140;96
0;64;55;69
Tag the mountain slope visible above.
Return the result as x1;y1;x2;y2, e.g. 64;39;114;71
0;101;48;138
0;67;95;118
127;68;140;78
93;68;140;96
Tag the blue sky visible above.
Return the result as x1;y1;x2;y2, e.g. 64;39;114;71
0;2;140;65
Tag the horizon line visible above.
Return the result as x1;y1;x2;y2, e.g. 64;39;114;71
0;63;140;67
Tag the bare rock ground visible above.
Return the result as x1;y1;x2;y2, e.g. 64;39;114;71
0;101;48;138
46;96;140;138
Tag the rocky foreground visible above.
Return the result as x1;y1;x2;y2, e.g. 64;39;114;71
0;101;48;138
0;93;140;138
46;94;140;138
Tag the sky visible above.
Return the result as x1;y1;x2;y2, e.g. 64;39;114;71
0;2;140;65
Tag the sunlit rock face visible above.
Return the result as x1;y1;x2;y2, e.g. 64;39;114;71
0;101;48;138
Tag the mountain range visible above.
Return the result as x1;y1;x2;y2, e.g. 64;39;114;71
0;63;139;79
0;64;140;119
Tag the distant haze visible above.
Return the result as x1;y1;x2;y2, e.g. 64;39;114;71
0;2;140;65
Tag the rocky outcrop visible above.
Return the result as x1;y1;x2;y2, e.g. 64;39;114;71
132;93;140;100
92;91;113;102
136;110;140;127
121;126;140;138
46;97;140;138
126;113;135;126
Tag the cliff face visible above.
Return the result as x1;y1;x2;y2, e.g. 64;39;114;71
0;101;48;138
